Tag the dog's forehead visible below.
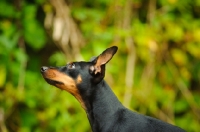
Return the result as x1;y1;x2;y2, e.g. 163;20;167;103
75;61;92;67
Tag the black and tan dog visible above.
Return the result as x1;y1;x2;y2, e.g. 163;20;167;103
41;46;185;132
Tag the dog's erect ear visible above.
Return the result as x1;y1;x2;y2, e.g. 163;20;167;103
90;46;118;75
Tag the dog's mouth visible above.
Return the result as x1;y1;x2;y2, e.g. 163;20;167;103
44;78;64;86
41;66;64;86
41;66;77;91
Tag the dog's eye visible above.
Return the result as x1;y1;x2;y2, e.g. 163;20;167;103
68;63;75;69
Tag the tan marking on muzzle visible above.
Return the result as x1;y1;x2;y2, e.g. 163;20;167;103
42;68;86;110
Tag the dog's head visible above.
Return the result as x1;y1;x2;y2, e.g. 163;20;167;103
41;46;118;109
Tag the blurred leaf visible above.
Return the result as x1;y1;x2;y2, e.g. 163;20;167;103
194;94;200;107
14;48;27;63
23;4;37;20
22;5;46;50
23;20;47;50
0;33;19;53
175;113;200;131
19;109;38;129
171;49;188;66
193;28;200;42
0;1;18;18
0;20;17;37
174;99;189;113
49;52;67;65
186;42;200;58
167;23;184;41
0;65;6;87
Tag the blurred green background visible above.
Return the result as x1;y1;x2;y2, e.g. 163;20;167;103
0;0;200;131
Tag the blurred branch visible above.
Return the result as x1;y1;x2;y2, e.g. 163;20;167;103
113;0;135;108
123;40;136;108
140;58;155;93
147;0;156;24
122;0;136;108
157;108;174;124
17;37;27;96
177;80;200;121
166;61;200;121
45;0;85;61
0;108;8;132
15;0;27;95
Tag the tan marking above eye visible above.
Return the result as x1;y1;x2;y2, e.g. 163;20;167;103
76;74;82;84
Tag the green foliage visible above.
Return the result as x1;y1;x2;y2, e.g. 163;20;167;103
22;4;46;50
0;0;200;132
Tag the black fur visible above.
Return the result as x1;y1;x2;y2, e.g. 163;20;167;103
41;46;185;132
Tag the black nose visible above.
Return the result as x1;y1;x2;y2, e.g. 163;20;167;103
41;66;49;72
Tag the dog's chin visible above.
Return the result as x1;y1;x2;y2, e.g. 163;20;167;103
44;78;64;86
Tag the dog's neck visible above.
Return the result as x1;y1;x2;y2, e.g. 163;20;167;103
83;80;124;131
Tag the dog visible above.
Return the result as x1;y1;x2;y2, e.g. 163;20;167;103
41;46;185;132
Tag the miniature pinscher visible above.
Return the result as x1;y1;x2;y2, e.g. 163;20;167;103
41;46;185;132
